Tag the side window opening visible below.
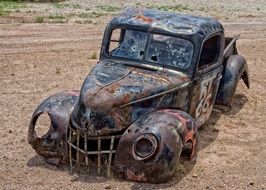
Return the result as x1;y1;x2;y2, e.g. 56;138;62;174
108;29;124;53
198;35;221;69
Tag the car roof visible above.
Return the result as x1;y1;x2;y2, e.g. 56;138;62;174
109;8;224;38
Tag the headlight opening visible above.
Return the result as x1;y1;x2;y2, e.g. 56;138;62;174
132;133;158;161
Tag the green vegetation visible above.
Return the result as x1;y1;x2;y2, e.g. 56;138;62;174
71;3;81;9
75;19;93;24
147;4;192;12
53;2;81;9
74;19;83;24
35;15;44;23
77;11;106;19
48;14;67;23
77;12;91;18
48;14;65;19
83;19;93;24
51;3;120;21
0;0;27;16
53;18;66;23
52;2;66;8
96;5;120;12
89;51;97;59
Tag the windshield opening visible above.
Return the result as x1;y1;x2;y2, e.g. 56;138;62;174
110;29;148;60
107;29;193;70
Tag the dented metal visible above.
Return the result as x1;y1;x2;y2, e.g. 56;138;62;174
70;61;190;136
114;109;197;183
28;8;249;183
215;55;250;108
28;90;79;164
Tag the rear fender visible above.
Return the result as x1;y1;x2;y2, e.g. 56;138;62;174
28;90;79;164
215;55;250;108
114;109;197;183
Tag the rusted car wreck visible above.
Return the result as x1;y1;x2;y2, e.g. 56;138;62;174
28;8;250;183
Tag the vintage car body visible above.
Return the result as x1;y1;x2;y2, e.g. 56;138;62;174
28;8;249;183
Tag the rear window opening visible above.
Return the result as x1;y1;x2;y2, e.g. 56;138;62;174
198;35;221;68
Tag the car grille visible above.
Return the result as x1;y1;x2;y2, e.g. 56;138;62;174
68;124;122;176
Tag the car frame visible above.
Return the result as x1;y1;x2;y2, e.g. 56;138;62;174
28;8;250;183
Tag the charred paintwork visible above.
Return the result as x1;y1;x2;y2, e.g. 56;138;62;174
28;8;249;183
190;68;223;127
70;61;190;136
215;55;250;108
109;8;223;38
114;109;197;183
101;8;224;77
28;90;79;164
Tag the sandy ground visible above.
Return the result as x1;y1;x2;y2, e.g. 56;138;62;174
0;1;266;189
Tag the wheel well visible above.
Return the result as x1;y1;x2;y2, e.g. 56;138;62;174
180;140;193;160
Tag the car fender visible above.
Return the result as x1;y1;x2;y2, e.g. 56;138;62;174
28;90;79;164
215;55;250;108
114;109;197;183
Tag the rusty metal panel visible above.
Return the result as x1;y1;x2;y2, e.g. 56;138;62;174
27;8;249;183
70;61;191;136
114;109;197;183
215;55;250;108
28;90;79;165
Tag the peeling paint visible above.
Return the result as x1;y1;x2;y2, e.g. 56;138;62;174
28;8;249;183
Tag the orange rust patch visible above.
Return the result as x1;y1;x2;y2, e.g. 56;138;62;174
126;169;148;182
106;83;120;94
136;15;153;23
180;76;189;81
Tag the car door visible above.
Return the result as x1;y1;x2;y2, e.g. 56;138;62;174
190;33;224;127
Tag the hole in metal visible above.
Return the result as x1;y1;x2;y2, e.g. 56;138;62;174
35;113;50;138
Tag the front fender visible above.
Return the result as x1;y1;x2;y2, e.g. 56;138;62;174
114;109;197;183
215;55;250;108
28;90;79;164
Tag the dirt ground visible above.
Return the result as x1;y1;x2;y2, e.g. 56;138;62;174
0;1;266;189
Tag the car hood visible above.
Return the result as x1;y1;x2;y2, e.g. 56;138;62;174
70;61;190;135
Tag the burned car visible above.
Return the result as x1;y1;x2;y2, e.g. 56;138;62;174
28;8;250;183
